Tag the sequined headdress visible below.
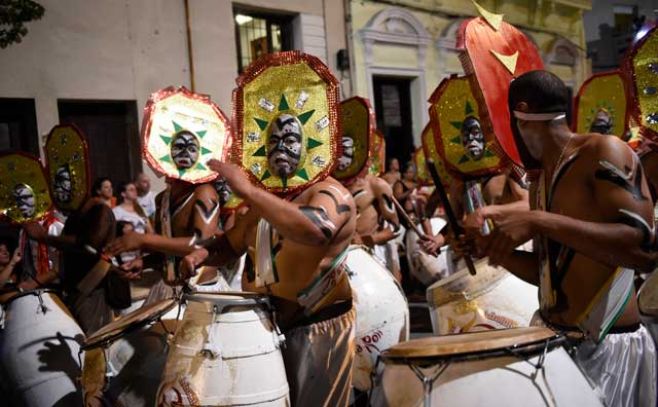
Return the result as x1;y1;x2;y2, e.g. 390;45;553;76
142;86;232;184
44;124;90;212
624;24;658;141
573;71;629;138
0;152;53;224
420;123;452;187
368;129;386;176
428;74;503;179
233;51;340;195
333;96;374;183
457;2;545;166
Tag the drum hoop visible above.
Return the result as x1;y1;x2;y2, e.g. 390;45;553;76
382;334;566;366
82;299;178;350
183;292;271;308
429;268;508;307
1;288;60;306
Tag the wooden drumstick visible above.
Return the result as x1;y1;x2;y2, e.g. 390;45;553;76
426;159;477;276
391;196;428;240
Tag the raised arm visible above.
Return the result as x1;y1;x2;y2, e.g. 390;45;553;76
208;160;355;246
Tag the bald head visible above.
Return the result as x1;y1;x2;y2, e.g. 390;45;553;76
135;172;151;195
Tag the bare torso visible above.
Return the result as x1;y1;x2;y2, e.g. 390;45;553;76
237;177;356;325
533;135;647;327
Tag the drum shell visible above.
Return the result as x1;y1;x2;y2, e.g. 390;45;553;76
371;345;603;406
405;218;453;285
0;291;84;407
85;303;185;407
158;294;289;406
346;246;410;391
427;258;538;335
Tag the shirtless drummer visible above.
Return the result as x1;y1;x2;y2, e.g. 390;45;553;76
333;97;400;279
474;71;656;406
107;87;230;297
180;52;357;406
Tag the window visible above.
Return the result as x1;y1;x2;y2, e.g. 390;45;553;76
234;7;293;73
0;98;39;155
613;5;635;33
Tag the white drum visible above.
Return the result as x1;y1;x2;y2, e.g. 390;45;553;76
405;218;454;286
638;270;658;344
371;327;603;407
0;290;84;407
157;292;289;406
427;257;538;335
82;298;183;407
346;245;410;391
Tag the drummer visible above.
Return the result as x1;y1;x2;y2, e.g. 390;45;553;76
181;52;357;407
471;70;656;406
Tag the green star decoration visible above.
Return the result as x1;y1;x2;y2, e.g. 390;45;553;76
158;121;213;173
278;94;290;111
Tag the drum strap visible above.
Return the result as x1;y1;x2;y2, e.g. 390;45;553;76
161;187;178;283
254;219;280;288
297;247;349;316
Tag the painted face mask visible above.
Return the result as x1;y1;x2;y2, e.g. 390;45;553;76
53;164;72;204
171;131;201;169
338;136;355;171
461;116;485;160
589;109;613;135
267;114;303;178
13;184;36;218
214;177;232;206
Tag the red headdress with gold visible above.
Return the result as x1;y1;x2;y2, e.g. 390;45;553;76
457;2;545;166
333;96;375;184
0;152;53;224
573;71;629;138
428;74;503;179
233;51;340;196
623;24;658;142
142;86;232;184
44;124;91;212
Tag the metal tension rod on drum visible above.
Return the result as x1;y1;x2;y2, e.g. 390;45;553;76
426;160;477;275
409;362;449;407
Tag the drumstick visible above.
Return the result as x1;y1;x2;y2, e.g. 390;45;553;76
426;160;477;276
391;197;428;240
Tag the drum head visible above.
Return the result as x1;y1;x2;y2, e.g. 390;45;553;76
382;327;558;361
83;298;177;349
639;271;658;316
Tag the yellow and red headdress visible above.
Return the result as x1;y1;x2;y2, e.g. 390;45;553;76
420;123;452;187
457;2;544;166
0;152;53;224
333;96;374;183
624;24;658;141
428;75;503;179
142;86;232;184
233;51;340;195
44;124;90;212
368;129;386;176
573;71;629;137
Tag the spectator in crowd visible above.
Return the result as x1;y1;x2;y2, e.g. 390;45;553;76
92;177;115;208
382;158;401;185
135;172;156;219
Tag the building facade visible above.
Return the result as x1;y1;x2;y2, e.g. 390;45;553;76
0;0;346;191
346;0;592;164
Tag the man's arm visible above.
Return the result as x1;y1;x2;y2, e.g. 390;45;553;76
487;137;657;271
371;176;400;231
207;160;354;246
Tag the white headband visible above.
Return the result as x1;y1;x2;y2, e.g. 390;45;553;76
513;111;566;122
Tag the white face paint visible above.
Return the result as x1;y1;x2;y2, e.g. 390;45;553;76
53;165;72;204
171;131;200;169
338;136;354;171
267;114;303;178
461;116;485;160
13;184;36;218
